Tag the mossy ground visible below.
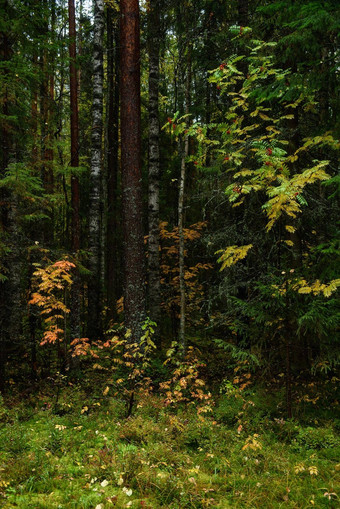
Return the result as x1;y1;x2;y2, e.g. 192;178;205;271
0;384;339;508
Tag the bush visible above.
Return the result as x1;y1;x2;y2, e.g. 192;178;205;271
292;425;338;450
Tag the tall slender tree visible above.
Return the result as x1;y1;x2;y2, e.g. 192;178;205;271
68;0;80;252
0;0;11;390
106;6;120;319
147;0;161;339
68;0;80;339
120;0;145;340
88;0;104;340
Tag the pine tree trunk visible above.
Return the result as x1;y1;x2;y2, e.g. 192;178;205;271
147;0;161;340
68;0;81;338
106;7;120;319
120;0;145;341
88;0;104;340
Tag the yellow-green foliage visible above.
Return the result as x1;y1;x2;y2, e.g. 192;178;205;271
217;244;253;270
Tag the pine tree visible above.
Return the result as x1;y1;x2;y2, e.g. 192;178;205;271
120;0;145;340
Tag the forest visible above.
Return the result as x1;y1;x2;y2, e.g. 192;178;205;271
0;0;339;507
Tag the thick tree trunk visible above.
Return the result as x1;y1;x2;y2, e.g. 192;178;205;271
68;0;81;338
120;0;145;341
88;0;104;340
106;7;120;319
147;0;161;339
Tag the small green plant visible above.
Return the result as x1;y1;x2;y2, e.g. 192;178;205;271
293;426;338;451
105;318;158;417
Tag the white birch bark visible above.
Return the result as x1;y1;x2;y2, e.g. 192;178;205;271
147;0;161;337
178;45;191;353
88;0;104;339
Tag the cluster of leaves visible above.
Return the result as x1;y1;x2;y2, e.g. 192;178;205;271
29;259;75;345
159;221;212;326
160;345;213;418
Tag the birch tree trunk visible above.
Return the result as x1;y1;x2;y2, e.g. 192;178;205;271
178;50;191;352
178;136;188;352
147;0;161;339
120;0;145;341
88;0;104;340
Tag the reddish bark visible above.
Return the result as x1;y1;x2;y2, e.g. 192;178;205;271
106;8;120;318
120;0;145;339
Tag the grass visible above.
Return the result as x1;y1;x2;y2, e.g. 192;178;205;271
0;384;339;508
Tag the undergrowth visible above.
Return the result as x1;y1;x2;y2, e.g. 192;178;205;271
0;380;339;509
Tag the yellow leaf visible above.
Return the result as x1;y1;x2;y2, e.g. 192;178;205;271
298;286;312;294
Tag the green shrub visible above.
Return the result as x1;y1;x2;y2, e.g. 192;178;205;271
292;425;339;450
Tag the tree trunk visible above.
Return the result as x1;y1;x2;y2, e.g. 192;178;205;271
88;0;104;340
147;0;161;340
0;4;10;390
42;0;55;244
178;49;191;352
120;0;145;341
68;0;81;338
68;0;80;252
106;7;120;320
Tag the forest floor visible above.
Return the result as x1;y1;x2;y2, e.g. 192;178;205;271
0;381;339;509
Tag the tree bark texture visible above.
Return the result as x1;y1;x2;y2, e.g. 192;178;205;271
147;0;161;338
106;7;120;319
88;0;104;340
0;4;14;390
178;26;191;352
68;0;80;253
178;136;188;352
68;0;81;338
120;0;145;340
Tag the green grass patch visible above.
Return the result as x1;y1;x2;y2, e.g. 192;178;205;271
0;390;339;508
